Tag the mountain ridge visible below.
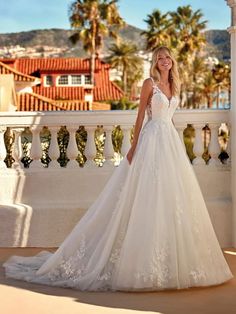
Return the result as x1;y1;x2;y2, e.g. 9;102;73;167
0;26;230;60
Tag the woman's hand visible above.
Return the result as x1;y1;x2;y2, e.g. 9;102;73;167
126;147;135;165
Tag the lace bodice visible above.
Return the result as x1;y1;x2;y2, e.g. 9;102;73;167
146;77;179;121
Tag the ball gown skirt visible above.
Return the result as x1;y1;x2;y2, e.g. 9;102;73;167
3;80;233;291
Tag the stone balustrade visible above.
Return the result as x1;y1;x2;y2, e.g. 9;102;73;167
0;109;230;169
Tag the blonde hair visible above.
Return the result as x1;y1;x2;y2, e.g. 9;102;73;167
150;46;180;96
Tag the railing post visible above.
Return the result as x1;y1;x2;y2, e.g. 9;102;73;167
193;124;205;165
48;127;60;168
12;128;23;169
30;127;43;168
67;126;79;168
226;0;236;246
0;127;7;169
84;126;96;167
103;126;114;166
208;123;221;165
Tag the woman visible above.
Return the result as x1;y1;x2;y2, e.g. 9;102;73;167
3;46;233;291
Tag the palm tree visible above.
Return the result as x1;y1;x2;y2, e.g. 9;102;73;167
212;62;230;108
201;72;217;108
169;5;207;61
69;0;125;85
142;9;172;51
168;6;207;107
107;40;143;94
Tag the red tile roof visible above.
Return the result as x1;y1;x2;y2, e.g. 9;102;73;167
14;58;106;73
0;57;123;101
0;61;40;83
32;86;85;101
17;93;110;111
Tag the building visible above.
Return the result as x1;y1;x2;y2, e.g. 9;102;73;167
0;57;124;111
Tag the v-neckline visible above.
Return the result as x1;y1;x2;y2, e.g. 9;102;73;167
155;84;173;103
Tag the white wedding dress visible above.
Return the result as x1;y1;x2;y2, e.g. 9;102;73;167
3;78;233;291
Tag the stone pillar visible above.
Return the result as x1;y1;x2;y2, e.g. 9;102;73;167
12;129;23;169
192;124;205;165
84;126;96;167
48;127;60;168
67;127;79;168
30;127;43;168
208;123;221;166
103;126;114;166
226;0;236;246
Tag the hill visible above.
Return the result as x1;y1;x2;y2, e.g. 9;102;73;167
0;26;230;60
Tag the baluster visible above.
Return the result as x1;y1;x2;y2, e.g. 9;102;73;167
103;126;114;166
12;128;23;169
84;126;96;167
48;127;60;168
121;127;131;157
30;127;43;168
193;124;205;165
208;123;221;165
67;126;79;168
0;127;7;168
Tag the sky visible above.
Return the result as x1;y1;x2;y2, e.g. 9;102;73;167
0;0;231;34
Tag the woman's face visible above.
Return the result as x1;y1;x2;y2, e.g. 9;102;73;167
156;51;173;72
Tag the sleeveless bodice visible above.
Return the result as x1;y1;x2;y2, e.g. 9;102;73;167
147;78;179;122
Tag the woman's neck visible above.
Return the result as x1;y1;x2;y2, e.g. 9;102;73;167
159;72;169;85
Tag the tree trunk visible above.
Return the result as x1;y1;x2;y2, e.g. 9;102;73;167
123;65;127;95
216;85;220;108
90;20;96;86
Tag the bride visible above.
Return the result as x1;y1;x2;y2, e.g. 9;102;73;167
3;46;233;291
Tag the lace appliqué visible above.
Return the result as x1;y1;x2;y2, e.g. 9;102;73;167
48;234;87;283
146;83;159;120
190;268;206;283
135;246;170;287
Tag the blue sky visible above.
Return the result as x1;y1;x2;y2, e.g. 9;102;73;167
0;0;231;34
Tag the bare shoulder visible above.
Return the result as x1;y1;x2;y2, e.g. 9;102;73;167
141;78;153;94
142;77;153;88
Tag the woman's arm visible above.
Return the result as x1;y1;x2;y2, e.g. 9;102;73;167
126;79;153;164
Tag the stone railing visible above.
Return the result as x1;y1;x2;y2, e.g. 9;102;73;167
0;109;230;169
0;109;232;248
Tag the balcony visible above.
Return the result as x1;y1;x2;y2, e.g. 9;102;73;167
0;109;232;248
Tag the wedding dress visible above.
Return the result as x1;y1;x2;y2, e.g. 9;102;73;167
3;78;233;291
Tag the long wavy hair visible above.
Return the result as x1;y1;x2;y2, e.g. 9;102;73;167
150;46;180;96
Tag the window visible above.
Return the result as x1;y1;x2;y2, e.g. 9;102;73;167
71;75;82;85
56;74;93;86
58;75;69;85
85;75;92;85
45;75;53;86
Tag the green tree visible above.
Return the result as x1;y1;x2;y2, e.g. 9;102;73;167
212;62;230;108
107;40;143;94
69;0;125;85
143;6;208;108
169;5;207;61
141;9;172;50
170;6;207;107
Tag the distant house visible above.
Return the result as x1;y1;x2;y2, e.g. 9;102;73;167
0;58;124;111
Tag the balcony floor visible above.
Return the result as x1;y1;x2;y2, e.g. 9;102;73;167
0;247;236;314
